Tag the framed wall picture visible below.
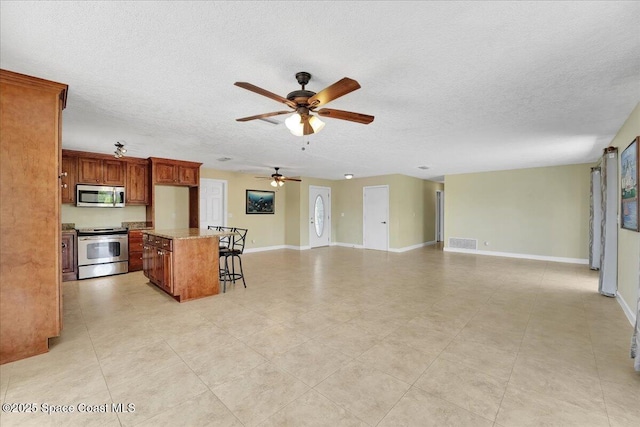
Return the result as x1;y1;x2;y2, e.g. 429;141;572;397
246;189;275;214
621;136;639;231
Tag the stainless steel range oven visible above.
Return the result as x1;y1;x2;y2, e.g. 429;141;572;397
77;227;129;279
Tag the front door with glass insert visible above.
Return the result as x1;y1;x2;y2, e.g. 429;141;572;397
309;186;331;248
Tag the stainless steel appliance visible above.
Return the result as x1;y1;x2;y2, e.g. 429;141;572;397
76;185;125;207
77;227;129;279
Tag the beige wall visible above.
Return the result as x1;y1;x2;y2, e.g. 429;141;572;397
333;174;442;249
199;168;439;250
61;204;146;228
609;102;640;315
284;183;301;247
154;185;189;229
444;163;593;260
200;168;286;250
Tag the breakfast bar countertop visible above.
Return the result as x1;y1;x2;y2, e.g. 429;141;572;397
143;228;233;240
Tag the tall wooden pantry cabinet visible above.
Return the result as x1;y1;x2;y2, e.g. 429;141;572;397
0;69;68;364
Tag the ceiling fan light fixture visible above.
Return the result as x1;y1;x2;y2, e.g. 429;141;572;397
308;115;325;133
270;179;278;187
285;113;304;136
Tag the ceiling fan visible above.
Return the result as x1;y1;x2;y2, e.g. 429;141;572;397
235;72;374;136
256;167;302;187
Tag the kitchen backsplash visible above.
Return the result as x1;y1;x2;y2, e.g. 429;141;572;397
121;221;153;230
61;205;146;228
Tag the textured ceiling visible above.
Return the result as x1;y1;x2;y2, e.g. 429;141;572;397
1;1;639;181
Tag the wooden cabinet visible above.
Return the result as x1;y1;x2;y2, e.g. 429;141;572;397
142;230;219;302
126;162;149;205
61;230;77;281
150;158;200;186
63;150;149;205
60;155;77;204
147;157;202;229
78;157;125;185
128;230;144;272
143;233;174;294
1;69;67;364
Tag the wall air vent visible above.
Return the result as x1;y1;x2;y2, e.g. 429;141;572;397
448;237;478;250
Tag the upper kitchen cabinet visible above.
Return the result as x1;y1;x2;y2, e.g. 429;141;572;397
1;69;67;364
60;154;77;204
150;157;201;186
78;156;125;185
126;160;150;205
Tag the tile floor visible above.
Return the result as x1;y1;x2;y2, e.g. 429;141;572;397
1;246;638;426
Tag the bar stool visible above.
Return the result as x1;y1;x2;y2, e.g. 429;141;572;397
219;227;248;293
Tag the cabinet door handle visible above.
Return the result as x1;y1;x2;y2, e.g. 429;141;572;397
61;242;67;248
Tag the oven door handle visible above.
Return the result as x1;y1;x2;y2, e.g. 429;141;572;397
79;236;127;241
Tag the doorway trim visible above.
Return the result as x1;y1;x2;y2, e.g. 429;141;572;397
436;190;444;242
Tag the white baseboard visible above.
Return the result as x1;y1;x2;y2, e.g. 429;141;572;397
332;242;364;249
389;241;437;253
443;247;589;265
617;291;637;327
244;245;310;253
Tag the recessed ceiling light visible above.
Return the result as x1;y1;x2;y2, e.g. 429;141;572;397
217;157;232;162
344;174;354;179
418;165;430;170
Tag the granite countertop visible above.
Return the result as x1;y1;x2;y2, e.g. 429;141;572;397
143;228;233;240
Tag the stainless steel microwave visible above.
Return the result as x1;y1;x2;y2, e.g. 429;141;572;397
76;185;125;207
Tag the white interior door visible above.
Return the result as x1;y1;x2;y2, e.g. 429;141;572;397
199;178;227;230
363;185;389;251
309;186;331;248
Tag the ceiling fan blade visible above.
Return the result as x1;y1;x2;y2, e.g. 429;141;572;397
307;78;361;108
283;178;302;182
317;108;374;124
236;110;291;122
234;82;297;108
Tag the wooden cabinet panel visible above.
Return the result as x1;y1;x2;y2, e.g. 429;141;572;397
77;157;124;185
143;243;152;278
126;162;149;205
162;250;173;293
1;69;67;364
155;162;177;184
78;157;102;184
128;230;144;272
60;155;77;204
103;160;125;185
61;231;77;281
178;165;198;186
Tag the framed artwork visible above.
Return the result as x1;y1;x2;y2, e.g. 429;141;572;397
246;190;275;214
621;136;639;231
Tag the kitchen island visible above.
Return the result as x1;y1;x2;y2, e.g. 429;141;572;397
142;228;228;302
